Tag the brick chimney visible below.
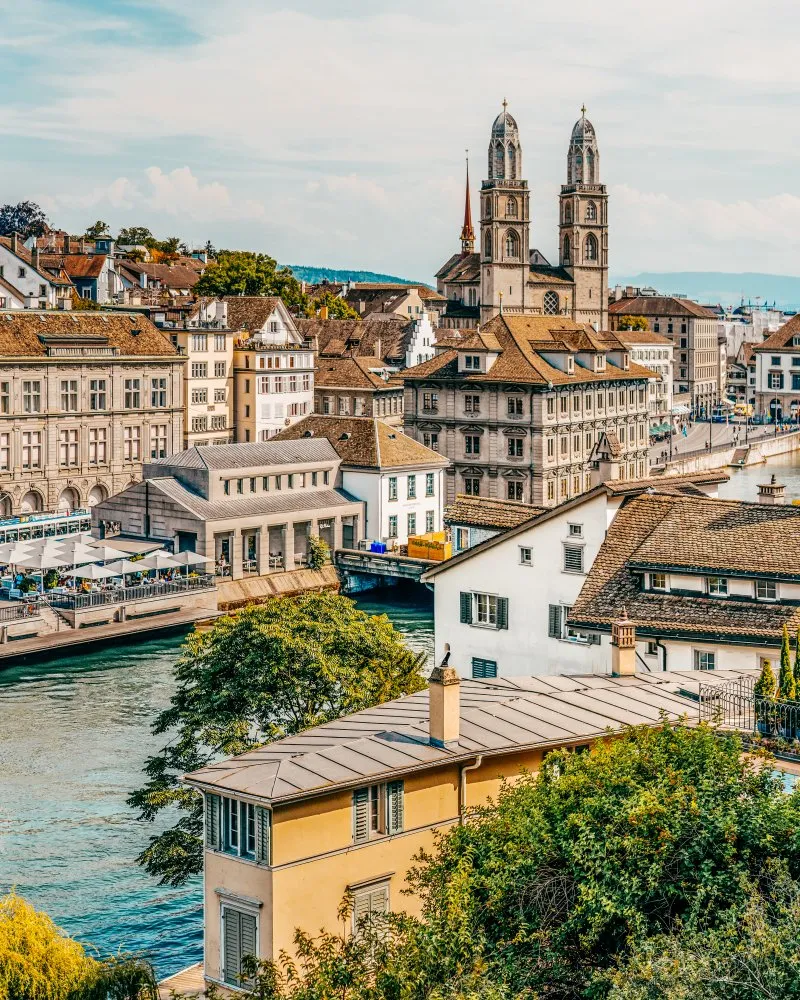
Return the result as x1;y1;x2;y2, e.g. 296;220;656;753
63;233;70;254
31;248;40;270
757;475;786;505
611;610;636;677
10;233;18;254
429;644;460;747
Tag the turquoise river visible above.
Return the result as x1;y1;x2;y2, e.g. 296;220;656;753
2;453;800;978
0;586;433;977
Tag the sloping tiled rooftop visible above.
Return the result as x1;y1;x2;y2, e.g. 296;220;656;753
146;439;338;471
184;670;757;805
445;494;544;529
0;311;178;357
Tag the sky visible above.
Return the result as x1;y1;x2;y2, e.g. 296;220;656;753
1;0;799;283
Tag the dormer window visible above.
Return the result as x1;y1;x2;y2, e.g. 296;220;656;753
649;573;667;590
464;354;481;370
793;336;800;347
707;576;728;597
566;355;574;374
622;352;630;370
755;580;778;601
594;354;606;372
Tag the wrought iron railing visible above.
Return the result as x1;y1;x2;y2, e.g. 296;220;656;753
698;674;800;743
46;573;215;611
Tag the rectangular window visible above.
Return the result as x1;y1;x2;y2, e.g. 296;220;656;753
88;427;107;465
507;396;523;416
407;512;416;536
123;425;140;462
547;438;555;459
0;433;9;471
650;572;667;590
388;476;398;501
568;523;583;537
214;334;226;352
464;477;480;496
407;475;416;499
353;782;404;844
507;438;523;458
214;388;226;402
190;362;208;379
124;378;141;409
191;388;208;404
519;545;533;566
60;379;78;412
422;392;438;412
424;472;435;497
755;579;778;601
150;377;167;407
463;354;481;369
59;428;79;467
471;657;498;679
0;382;9;414
707;576;728;597
21;431;42;469
149;424;167;459
792;374;800;391
351;882;390;937
546;397;555;416
221;905;258;987
563;544;584;573
694;650;716;671
387;515;398;538
22;380;41;413
560;395;568;415
214;361;227;377
423;432;439;451
190;334;208;352
191;416;208;432
425;509;435;533
507;481;523;501
465;435;480;455
464;394;480;413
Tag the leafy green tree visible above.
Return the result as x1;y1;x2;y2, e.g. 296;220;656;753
0;200;49;239
616;315;648;331
794;629;800;692
117;226;154;246
129;593;427;886
0;891;157;1000
194;250;307;311
204;239;217;259
755;657;778;700
84;220;110;239
305;291;360;320
779;624;795;700
306;535;330;570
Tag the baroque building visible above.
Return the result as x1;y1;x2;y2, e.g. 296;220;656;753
436;104;609;331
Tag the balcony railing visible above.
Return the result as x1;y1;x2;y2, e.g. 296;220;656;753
47;573;215;611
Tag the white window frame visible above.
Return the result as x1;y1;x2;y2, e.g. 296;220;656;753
650;572;667;591
694;649;716;671
474;592;498;628
755;579;778;601
519;545;533;566
706;576;728;597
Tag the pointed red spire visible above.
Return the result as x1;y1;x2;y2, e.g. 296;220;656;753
460;154;475;254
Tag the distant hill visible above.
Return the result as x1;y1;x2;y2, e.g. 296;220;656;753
286;265;424;287
612;272;800;312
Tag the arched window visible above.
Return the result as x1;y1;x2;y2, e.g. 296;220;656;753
586;149;595;183
543;290;559;316
563;234;571;265
485;231;492;259
564;202;572;224
584;233;598;262
493;142;504;180
585;201;597;222
505;196;518;218
507;144;517;179
574;152;583;182
504;230;519;259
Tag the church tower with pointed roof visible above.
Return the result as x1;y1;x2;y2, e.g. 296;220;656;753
460;157;475;254
479;101;531;324
559;107;608;330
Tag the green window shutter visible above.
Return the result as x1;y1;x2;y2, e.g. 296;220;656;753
353;788;369;843
497;597;509;630
548;605;562;638
459;592;472;624
352;890;371;936
255;807;271;865
386;780;404;835
223;909;240;985
239;912;257;986
205;793;221;850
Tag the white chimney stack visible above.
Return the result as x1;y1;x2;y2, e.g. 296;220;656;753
429;644;460;747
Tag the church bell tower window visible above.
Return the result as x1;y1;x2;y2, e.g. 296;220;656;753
563;234;571;265
584;233;598;262
505;231;519;260
585;201;597;222
505;196;518;218
543;291;559;316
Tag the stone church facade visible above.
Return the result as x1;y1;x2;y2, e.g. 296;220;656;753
436;105;609;332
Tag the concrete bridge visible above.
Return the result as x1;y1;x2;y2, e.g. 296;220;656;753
334;548;437;593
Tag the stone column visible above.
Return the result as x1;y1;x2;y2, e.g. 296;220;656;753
231;528;243;580
257;528;270;576
333;516;343;551
284;522;295;569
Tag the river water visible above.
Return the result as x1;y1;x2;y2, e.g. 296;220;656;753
2;454;799;978
0;586;434;977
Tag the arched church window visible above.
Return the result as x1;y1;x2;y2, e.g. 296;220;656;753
505;196;518;218
485;231;492;259
564;202;572;224
563;234;571;265
574;152;583;183
586;149;595;183
585;201;597;222
504;230;519;260
584;233;598;262
543;290;559;316
494;142;504;180
507;144;517;179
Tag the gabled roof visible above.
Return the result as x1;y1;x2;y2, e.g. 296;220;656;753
223;296;285;332
315;356;402;390
752;313;800;352
296;316;410;364
603;469;730;496
272;415;447;470
435;252;480;282
147;439;338;472
41;254;107;280
402;315;657;387
445;494;544;529
616;329;674;347
569;493;800;642
183;669;758;805
609;296;717;319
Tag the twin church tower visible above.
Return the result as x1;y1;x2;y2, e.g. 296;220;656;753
438;103;609;330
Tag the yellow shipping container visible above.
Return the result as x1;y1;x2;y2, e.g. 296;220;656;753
407;532;452;562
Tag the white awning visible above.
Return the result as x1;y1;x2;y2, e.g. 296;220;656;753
672;404;691;415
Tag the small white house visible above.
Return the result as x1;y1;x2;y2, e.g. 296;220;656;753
0;235;63;309
273;414;449;546
422;471;730;679
404;310;436;368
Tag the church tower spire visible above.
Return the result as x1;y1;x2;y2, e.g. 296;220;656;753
460;153;475;254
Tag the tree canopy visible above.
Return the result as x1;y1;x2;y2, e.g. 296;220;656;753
211;722;800;1000
83;220;110;239
129;593;427;886
0;201;49;239
616;315;648;331
193;250;306;310
304;290;360;320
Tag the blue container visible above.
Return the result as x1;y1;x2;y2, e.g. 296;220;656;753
370;541;387;554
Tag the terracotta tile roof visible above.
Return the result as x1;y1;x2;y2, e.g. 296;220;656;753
344;287;417;317
223;296;283;332
297;316;410;364
0;311;179;357
273;415;447;470
402;315;658;387
315;356;401;391
40;254;106;280
609;296;717;320
616;329;674;346
435;252;480;282
445;494;544;529
752;313;800;352
121;260;202;290
0;237;60;284
569;494;800;642
604;469;730;496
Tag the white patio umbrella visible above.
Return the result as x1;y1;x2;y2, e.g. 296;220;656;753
137;552;180;571
170;551;213;572
67;563;118;581
0;542;33;563
53;541;103;565
17;550;70;571
105;558;143;577
84;543;128;562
